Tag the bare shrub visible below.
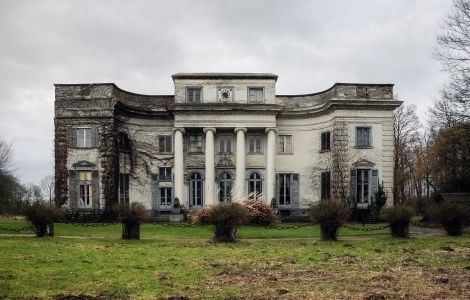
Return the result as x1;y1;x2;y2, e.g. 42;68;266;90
430;200;470;236
203;202;248;243
380;204;415;238
309;200;349;240
120;202;148;240
25;202;63;237
243;199;277;226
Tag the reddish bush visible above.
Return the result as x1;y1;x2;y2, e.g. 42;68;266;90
243;200;277;226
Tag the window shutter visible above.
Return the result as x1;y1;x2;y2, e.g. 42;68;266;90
68;170;78;209
274;174;280;207
292;174;300;208
371;169;379;204
69;128;77;148
92;170;100;209
350;169;357;204
92;128;99;148
151;173;159;210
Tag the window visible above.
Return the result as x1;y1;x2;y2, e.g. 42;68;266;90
78;171;92;208
219;135;232;153
321;131;331;151
321;171;331;200
187;87;202;103
77;128;92;148
248;88;264;103
158;135;172;153
356;169;370;203
218;172;232;202
356;127;371;148
188;134;203;153
159;167;172;181
278;135;293;154
118;132;130;152
278;173;291;205
160;187;172;207
189;172;203;206
248;172;262;200
119;173;129;206
248;135;262;153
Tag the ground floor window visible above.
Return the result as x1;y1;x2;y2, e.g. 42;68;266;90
278;173;291;205
248;172;262;200
160;187;172;207
356;169;370;204
119;173;129;206
189;172;203;206
218;172;232;202
79;171;93;208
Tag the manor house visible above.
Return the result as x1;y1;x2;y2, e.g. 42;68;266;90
54;73;401;217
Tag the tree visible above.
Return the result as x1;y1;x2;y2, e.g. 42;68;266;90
432;0;470;125
40;175;55;205
393;105;420;204
0;138;13;173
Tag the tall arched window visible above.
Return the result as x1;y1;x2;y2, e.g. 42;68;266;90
218;172;232;202
189;172;203;207
248;172;262;200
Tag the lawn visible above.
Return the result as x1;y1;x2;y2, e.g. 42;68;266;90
0;219;469;299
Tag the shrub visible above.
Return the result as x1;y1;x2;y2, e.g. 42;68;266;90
25;202;63;237
380;204;414;238
430;201;470;236
205;202;248;243
120;202;148;240
309;200;350;241
243;199;277;226
187;206;211;225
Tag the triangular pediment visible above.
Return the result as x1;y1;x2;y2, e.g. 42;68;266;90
352;158;375;168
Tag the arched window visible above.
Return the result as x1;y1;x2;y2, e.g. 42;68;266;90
189;172;203;207
218;172;232;202
248;172;262;200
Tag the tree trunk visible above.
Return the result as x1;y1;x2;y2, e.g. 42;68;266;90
390;221;409;238
122;221;141;240
34;222;54;237
320;223;340;241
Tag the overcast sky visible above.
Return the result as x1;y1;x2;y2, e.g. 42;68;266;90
0;0;453;185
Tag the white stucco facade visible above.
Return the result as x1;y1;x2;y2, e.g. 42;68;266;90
55;73;401;216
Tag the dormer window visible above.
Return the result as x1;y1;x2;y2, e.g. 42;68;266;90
248;88;264;103
187;87;202;103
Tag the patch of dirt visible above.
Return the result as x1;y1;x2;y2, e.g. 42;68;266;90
54;292;130;300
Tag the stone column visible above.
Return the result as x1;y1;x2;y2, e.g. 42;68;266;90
265;128;278;205
203;128;216;206
234;127;247;201
173;128;185;206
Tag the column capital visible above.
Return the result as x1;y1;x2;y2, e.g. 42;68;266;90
173;127;186;134
234;127;247;134
203;127;217;134
265;127;278;134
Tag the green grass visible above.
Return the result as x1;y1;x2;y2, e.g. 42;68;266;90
0;218;469;299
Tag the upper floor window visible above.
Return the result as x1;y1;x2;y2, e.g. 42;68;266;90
356;127;371;148
71;127;98;148
159;167;172;181
248;135;262;153
219;135;232;153
188;134;203;153
248;88;264;103
158;135;172;153
321;131;331;151
187;87;202;103
118;132;130;152
278;135;293;154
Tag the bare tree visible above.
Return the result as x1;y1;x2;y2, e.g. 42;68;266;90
433;0;470;125
0;138;13;173
393;105;420;204
40;175;55;205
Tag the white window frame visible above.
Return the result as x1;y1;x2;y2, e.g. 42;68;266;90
78;171;93;208
160;187;172;207
77;128;92;148
219;134;232;153
247;171;263;200
356;169;371;204
248;134;262;154
186;87;202;103
278;135;293;154
188;133;203;153
356;127;372;148
248;87;264;104
158;135;172;153
189;172;203;207
159;167;172;182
